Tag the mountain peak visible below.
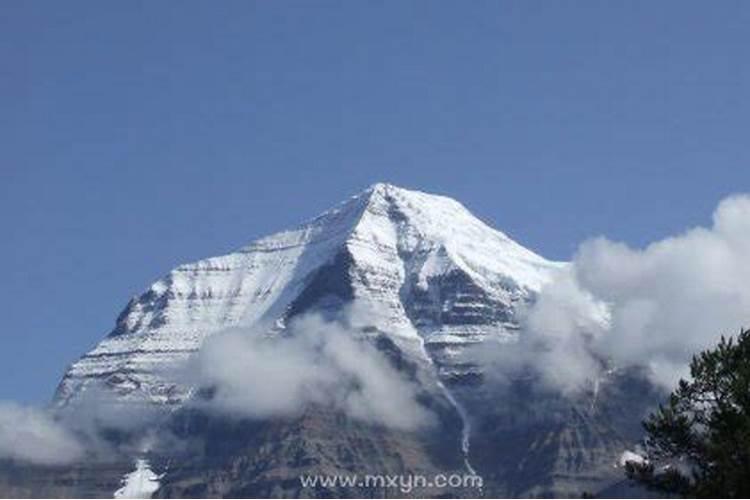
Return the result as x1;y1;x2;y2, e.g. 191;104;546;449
257;183;475;254
342;184;559;289
55;185;562;409
362;182;464;210
316;183;487;243
366;181;398;193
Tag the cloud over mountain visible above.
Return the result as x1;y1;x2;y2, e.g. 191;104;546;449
189;306;435;431
0;402;84;465
495;194;750;391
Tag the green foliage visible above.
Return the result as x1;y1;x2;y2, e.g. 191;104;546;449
629;328;750;497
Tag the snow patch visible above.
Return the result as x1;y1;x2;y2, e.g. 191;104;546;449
114;459;161;499
619;450;647;467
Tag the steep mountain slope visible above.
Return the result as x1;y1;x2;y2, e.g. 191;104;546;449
32;183;660;498
55;183;559;409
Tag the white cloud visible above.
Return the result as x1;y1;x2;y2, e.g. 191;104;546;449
491;194;750;392
190;307;434;431
0;402;84;465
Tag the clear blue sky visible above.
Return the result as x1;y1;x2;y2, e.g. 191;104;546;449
1;1;748;403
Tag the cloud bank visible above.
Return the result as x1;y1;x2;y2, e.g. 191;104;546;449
497;194;750;392
190;309;434;431
0;402;84;465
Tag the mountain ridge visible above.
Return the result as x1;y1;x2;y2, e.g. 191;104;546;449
34;183;662;498
55;183;561;409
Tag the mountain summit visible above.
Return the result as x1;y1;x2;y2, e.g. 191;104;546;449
35;184;660;498
56;183;560;408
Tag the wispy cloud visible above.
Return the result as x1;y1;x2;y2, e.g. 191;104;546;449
0;402;84;465
188;306;435;431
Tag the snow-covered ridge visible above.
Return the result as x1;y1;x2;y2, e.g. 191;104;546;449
352;183;559;291
55;183;563;408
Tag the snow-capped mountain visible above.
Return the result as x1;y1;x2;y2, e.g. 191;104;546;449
25;183;662;498
55;183;560;408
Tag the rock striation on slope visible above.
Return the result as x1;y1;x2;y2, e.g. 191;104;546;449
39;183;661;498
55;183;560;409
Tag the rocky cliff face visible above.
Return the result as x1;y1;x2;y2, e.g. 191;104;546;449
20;184;659;498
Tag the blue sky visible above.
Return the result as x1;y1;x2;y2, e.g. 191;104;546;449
1;1;748;402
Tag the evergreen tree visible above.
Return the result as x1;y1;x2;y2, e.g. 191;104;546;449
628;328;750;497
